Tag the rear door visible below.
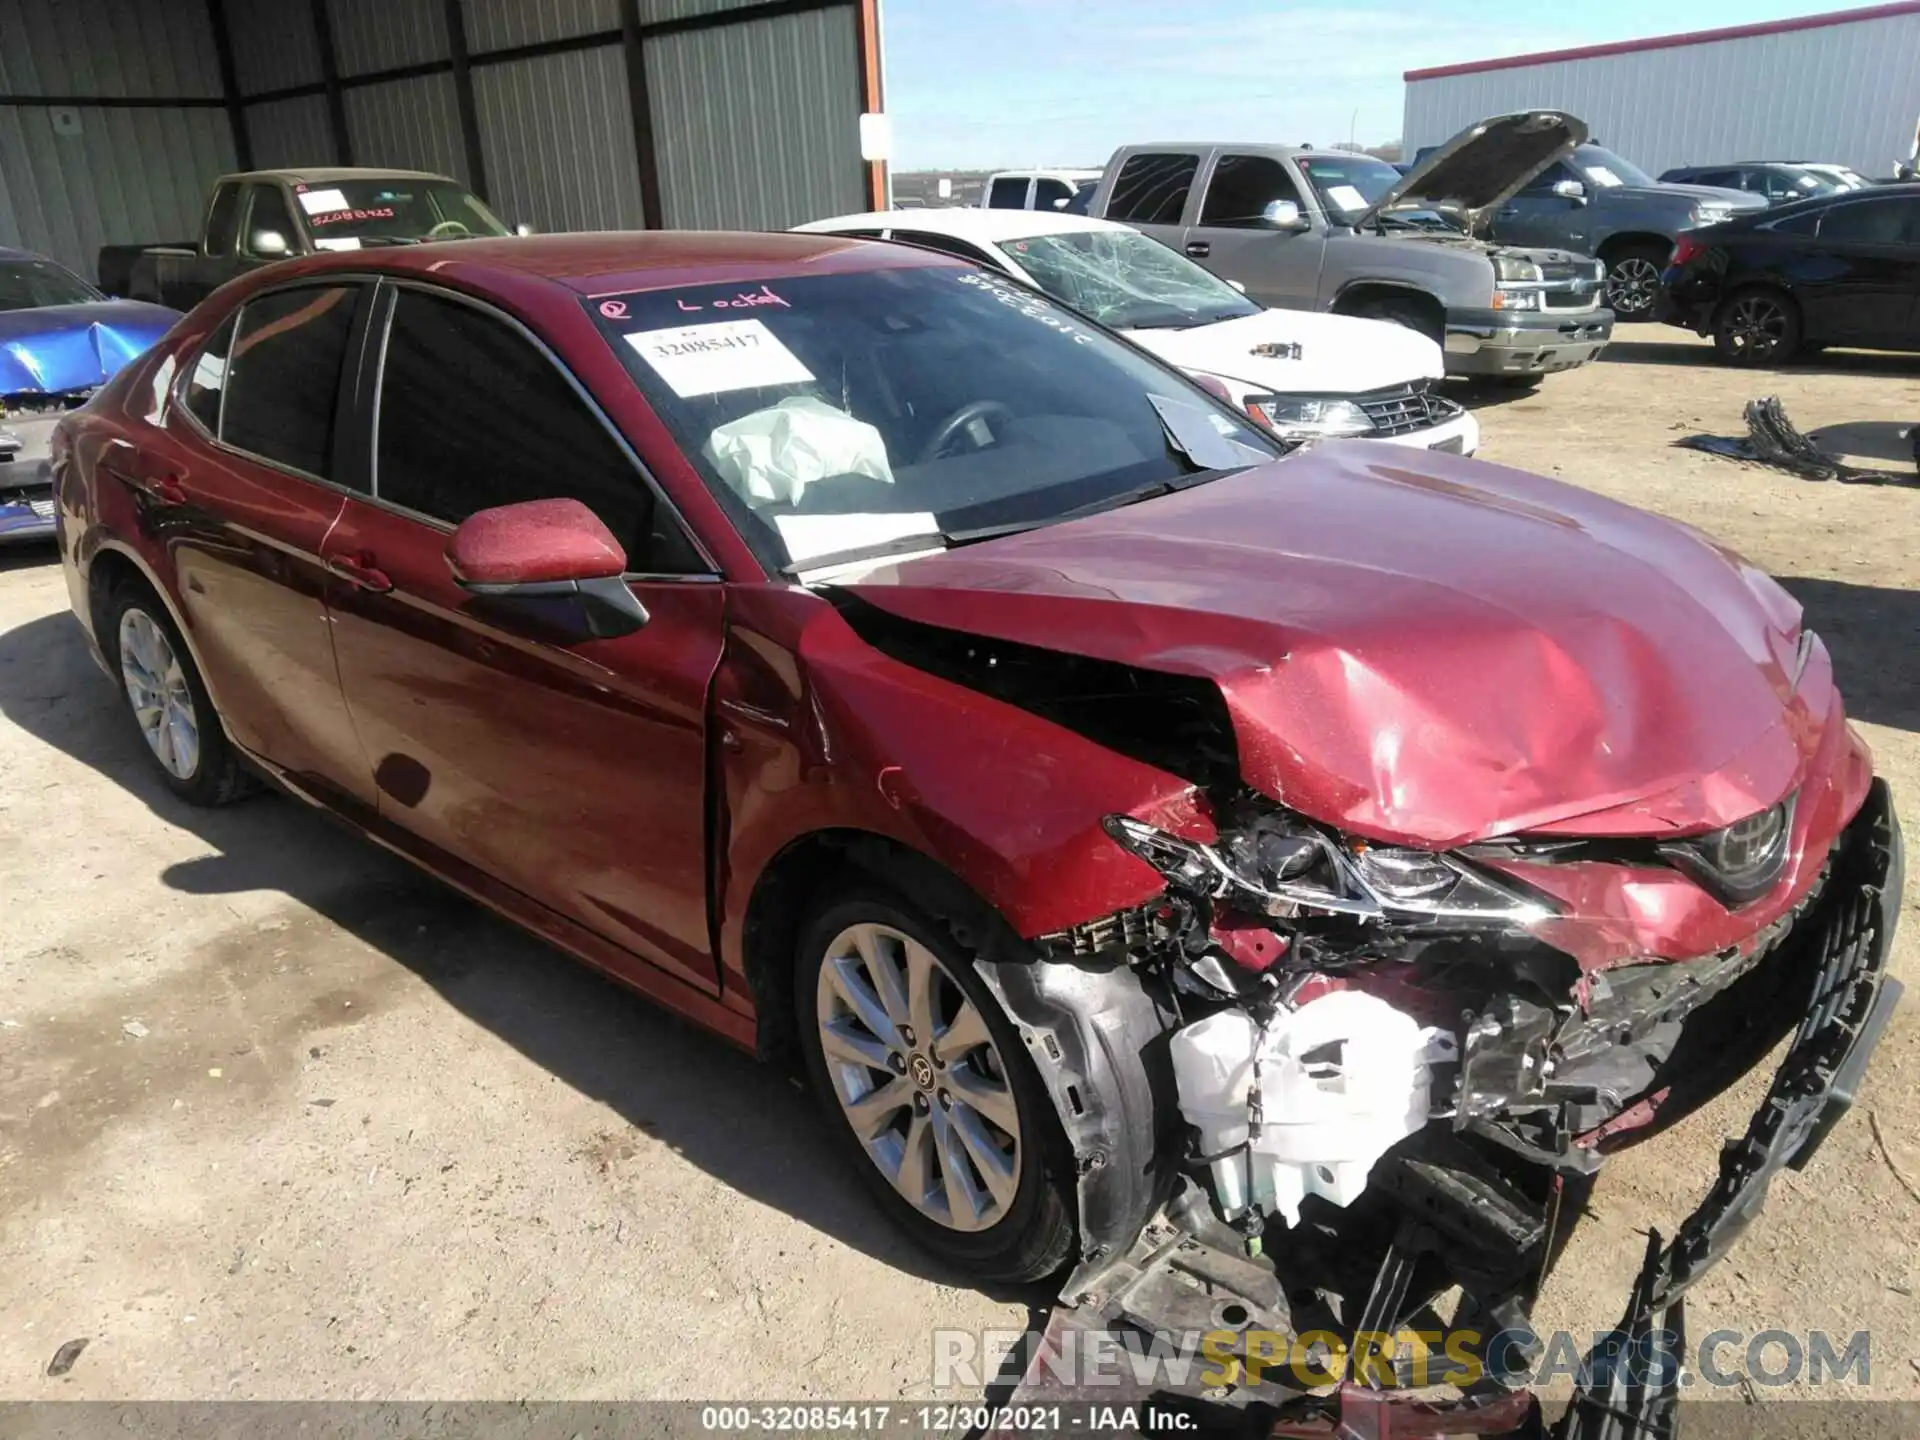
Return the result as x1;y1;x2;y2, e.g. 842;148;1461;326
1101;150;1201;254
145;281;377;807
320;281;726;992
1181;150;1325;308
1801;195;1920;343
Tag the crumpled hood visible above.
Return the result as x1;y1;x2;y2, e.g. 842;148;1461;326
1124;308;1443;396
0;300;179;397
842;442;1825;847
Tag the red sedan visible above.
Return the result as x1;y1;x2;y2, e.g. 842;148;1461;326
51;233;1900;1419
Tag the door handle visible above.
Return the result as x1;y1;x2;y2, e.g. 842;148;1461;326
1497;207;1520;219
327;552;393;593
1185;241;1211;258
147;474;188;507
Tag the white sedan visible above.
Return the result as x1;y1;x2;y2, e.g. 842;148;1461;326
795;208;1479;456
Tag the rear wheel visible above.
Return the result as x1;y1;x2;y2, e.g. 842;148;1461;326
1602;242;1670;321
1712;288;1802;366
105;582;256;806
795;887;1074;1282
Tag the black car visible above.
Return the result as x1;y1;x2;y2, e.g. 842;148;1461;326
1658;162;1849;206
1659;184;1920;365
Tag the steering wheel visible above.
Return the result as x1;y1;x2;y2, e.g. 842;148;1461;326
426;220;473;240
917;400;1015;463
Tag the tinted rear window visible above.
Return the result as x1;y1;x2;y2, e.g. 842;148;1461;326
221;285;358;477
1106;153;1199;225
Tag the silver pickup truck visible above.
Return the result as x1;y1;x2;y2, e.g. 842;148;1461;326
1086;112;1614;384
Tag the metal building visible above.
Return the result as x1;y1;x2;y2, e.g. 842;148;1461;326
1404;1;1920;179
0;0;885;280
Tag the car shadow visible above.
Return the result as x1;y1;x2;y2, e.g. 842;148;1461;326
0;540;58;574
1601;336;1920;379
1441;378;1553;413
1802;419;1914;467
0;605;1052;1306
1776;575;1920;734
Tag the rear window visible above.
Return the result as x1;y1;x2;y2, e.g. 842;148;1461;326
1105;153;1199;226
220;285;359;478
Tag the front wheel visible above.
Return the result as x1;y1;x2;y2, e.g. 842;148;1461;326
1602;243;1670;322
795;888;1075;1282
106;582;256;806
1712;289;1802;366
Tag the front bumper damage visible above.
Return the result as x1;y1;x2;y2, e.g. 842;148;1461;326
1001;780;1901;1436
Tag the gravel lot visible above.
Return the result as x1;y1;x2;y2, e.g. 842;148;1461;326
2;323;1916;1406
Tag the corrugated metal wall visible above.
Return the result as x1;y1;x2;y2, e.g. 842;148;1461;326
0;0;233;279
0;106;232;279
1404;12;1920;177
0;0;871;279
346;75;470;182
464;0;619;51
474;47;644;232
0;0;224;96
649;6;867;229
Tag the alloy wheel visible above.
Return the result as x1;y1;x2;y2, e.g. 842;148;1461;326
119;608;200;780
1606;256;1661;316
1722;294;1789;360
814;922;1022;1232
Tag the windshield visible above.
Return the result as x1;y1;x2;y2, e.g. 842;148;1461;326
1299;154;1459;232
1572;145;1655;188
292;179;510;247
591;264;1278;573
1299;154;1402;217
1000;228;1258;330
0;258;99;311
1782;166;1843;196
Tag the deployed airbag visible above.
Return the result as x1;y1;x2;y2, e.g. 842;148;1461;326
705;395;893;505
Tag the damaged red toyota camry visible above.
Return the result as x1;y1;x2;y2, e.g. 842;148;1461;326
52;234;1900;1431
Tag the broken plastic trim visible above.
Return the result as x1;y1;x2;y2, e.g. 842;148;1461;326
1678;396;1920;486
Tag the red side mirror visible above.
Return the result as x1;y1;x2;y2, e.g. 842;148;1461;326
446;497;626;588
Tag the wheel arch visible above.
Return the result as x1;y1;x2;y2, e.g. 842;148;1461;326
742;824;1179;1271
1596;231;1673;264
84;542;214;698
1332;279;1446;321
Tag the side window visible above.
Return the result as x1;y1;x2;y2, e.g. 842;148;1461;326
1523;161;1574;193
221;285;359;477
1770;209;1820;236
986;176;1030;209
1105;153;1200;225
204;185;242;259
890;230;1002;268
375;289;702;573
1818;198;1911;243
181;313;237;433
243;184;299;256
1200;154;1302;228
1032;178;1074;211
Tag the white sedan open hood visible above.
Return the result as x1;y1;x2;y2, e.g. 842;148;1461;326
1124;308;1443;396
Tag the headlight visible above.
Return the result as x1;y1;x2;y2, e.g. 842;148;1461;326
1105;812;1550;925
1491;288;1542;311
1694;205;1732;227
1247;395;1374;439
1492;255;1543;284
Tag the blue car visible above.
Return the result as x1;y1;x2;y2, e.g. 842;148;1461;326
0;248;178;544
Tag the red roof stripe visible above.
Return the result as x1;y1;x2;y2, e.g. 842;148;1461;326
1404;0;1920;81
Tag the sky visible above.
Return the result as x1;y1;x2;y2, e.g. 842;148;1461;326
880;0;1864;168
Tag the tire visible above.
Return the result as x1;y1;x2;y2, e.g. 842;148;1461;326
795;886;1075;1282
1347;294;1445;346
104;580;257;806
1711;287;1802;367
1601;242;1670;322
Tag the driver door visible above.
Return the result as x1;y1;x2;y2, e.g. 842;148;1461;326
1181;151;1325;309
321;282;727;993
1490;162;1591;250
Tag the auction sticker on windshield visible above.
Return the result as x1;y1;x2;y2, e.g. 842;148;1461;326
296;188;350;215
1325;184;1367;212
623;319;814;398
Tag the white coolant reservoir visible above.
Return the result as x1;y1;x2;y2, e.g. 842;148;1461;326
1170;992;1456;1228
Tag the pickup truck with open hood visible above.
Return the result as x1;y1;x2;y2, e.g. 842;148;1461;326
1086;112;1615;385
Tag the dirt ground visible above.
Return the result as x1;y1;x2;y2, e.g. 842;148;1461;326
1;323;1917;1406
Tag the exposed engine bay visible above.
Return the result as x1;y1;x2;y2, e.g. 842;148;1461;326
823;584;1905;1433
